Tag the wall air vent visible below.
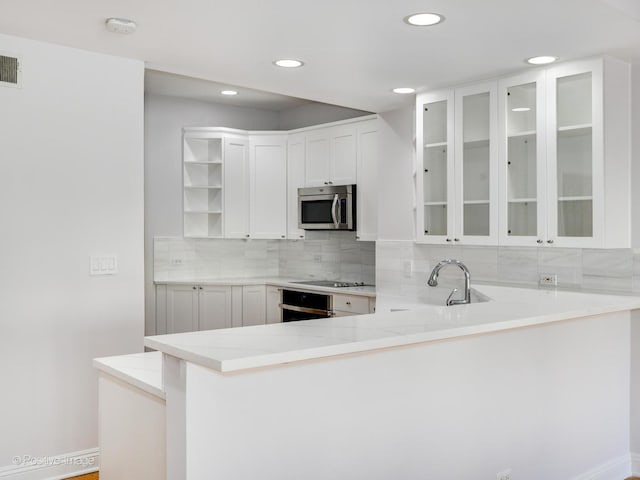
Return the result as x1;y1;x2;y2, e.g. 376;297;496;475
0;53;21;88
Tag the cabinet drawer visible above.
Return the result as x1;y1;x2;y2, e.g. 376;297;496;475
332;294;370;314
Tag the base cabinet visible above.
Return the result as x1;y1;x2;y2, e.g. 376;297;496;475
157;284;373;333
266;286;282;324
242;285;267;326
160;284;232;334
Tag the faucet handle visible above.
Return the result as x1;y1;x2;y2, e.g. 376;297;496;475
446;288;459;306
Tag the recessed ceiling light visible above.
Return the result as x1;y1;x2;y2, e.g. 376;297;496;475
512;107;531;112
221;90;238;96
526;56;557;65
404;13;445;26
105;17;137;34
273;59;304;68
392;87;416;94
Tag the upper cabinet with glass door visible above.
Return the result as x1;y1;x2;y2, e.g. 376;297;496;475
544;57;631;248
454;82;498;245
496;57;630;248
499;71;547;246
416;90;455;243
416;84;498;245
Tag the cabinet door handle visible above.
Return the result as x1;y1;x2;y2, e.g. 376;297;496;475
299;235;304;239
346;301;351;305
324;181;329;185
245;234;250;238
446;238;452;242
536;239;543;244
547;239;554;244
199;286;203;290
192;286;197;290
281;235;285;239
454;238;460;242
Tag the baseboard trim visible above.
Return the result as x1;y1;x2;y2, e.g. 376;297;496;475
631;452;640;476
571;455;631;480
0;448;99;480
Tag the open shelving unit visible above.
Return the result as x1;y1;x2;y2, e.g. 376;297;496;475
183;136;224;238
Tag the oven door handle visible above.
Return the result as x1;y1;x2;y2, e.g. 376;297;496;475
331;194;339;228
280;304;332;316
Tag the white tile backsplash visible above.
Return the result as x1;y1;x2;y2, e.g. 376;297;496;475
376;241;638;299
154;233;376;284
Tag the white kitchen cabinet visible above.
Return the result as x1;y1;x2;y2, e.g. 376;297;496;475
416;89;454;243
266;285;282;324
224;135;251;239
332;293;371;316
249;134;288;239
355;119;378;241
287;133;306;240
242;285;266;326
304;123;357;187
198;286;232;331
182;131;225;238
166;284;198;334
160;284;232;334
498;57;630;248
416;82;498;245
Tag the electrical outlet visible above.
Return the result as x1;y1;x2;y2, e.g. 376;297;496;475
497;468;512;480
170;258;184;266
539;273;558;286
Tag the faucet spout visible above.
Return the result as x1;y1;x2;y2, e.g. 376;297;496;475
427;259;471;305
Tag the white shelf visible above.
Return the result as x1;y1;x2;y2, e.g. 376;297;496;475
424;201;447;206
463;138;489;148
508;198;537;203
184;185;222;189
184;161;223;165
558;196;592;202
184;210;222;215
184;234;223;239
463;200;490;205
508;130;536;139
424;141;448;148
558;124;592;137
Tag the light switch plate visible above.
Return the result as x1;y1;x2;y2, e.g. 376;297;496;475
90;255;118;275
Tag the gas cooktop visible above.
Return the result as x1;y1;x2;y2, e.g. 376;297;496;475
291;280;370;288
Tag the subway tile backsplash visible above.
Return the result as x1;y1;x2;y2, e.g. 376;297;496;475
154;235;640;298
376;240;640;298
154;231;376;284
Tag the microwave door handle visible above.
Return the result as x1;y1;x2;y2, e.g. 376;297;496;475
331;194;339;228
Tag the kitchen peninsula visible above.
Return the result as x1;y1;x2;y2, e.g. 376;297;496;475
97;285;640;479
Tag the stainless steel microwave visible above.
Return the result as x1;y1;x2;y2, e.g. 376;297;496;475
298;185;356;230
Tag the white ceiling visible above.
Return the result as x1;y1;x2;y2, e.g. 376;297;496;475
2;0;639;112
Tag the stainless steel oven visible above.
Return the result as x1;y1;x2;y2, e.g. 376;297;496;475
298;184;356;230
280;289;333;322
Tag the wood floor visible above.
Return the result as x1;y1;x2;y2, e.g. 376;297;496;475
62;472;626;479
66;473;98;480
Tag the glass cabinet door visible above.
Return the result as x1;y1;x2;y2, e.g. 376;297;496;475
416;91;454;243
499;72;546;246
455;82;497;244
552;70;594;242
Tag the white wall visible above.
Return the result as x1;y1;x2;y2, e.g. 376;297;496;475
278;102;370;130
632;63;640;248
180;312;631;479
0;33;144;475
378;106;416;240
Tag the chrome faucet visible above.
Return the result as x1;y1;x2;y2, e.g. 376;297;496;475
427;259;471;306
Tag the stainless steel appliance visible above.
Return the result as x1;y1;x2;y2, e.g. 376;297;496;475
281;289;333;322
298;184;356;230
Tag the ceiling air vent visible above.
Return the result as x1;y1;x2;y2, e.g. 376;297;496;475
0;53;21;88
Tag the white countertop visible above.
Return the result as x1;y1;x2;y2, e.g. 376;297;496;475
144;285;640;373
155;277;376;297
93;351;164;399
